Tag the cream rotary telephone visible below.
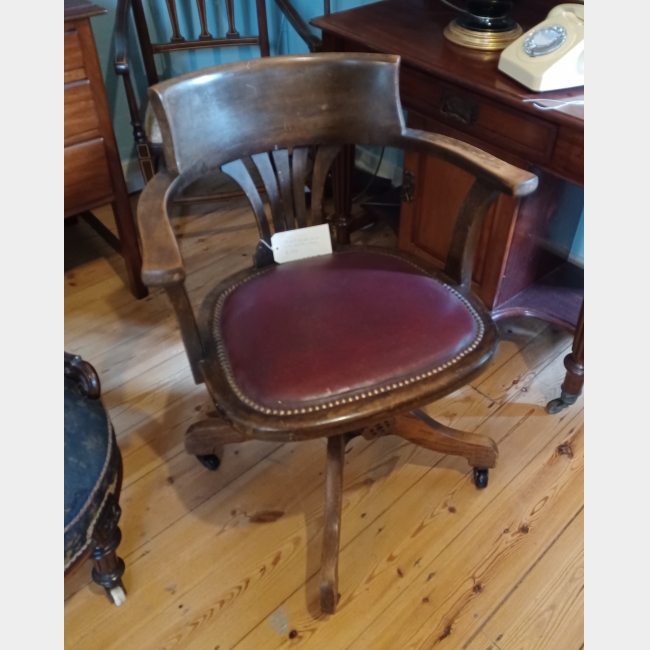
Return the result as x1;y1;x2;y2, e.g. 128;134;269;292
498;4;584;92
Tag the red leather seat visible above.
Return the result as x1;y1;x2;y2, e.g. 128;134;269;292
213;251;484;415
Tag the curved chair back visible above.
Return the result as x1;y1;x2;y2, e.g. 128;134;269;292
148;53;405;178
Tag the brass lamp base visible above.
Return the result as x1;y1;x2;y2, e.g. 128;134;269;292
443;20;522;51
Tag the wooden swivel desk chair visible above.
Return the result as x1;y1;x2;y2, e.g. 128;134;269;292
137;53;537;614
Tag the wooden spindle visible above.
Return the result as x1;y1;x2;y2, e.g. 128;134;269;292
311;145;342;226
255;0;270;55
195;0;212;40
224;0;240;38
251;153;286;233
131;0;159;85
165;0;185;43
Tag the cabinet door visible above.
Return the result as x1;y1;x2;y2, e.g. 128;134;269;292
398;112;522;308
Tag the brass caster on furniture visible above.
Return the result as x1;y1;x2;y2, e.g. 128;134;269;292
196;454;221;471
472;467;489;489
546;390;579;415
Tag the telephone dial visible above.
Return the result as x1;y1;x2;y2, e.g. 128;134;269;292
498;4;584;92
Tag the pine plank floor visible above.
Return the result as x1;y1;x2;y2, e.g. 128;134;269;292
64;196;584;650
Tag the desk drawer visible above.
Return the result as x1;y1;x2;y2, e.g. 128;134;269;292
64;27;86;84
64;138;114;216
400;66;557;162
64;80;100;146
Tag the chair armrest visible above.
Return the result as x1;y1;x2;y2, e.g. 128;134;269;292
137;171;186;287
138;172;205;382
394;128;538;197
114;0;131;75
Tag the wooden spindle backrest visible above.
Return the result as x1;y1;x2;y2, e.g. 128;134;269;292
130;0;270;84
148;54;405;259
218;144;342;247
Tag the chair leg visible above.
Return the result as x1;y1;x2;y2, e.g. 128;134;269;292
91;493;127;606
320;434;345;615
185;412;248;470
391;410;498;488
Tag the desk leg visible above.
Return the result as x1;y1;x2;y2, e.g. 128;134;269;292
331;144;355;245
547;302;584;414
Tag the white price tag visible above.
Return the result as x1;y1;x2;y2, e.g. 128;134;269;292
270;224;333;264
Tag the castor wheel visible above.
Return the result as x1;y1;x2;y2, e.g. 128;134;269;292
545;390;579;415
473;467;489;489
546;398;566;415
196;454;221;471
107;581;127;606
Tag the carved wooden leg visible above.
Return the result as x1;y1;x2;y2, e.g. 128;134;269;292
547;302;584;414
392;410;498;488
185;412;247;471
320;434;345;615
91;493;127;606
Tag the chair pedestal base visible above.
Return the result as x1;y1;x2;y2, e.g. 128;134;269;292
185;411;248;462
389;410;498;469
185;408;499;615
320;435;345;615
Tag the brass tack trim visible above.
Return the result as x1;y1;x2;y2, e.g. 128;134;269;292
212;250;486;416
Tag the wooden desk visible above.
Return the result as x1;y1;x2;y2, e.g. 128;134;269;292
64;0;147;299
312;0;584;412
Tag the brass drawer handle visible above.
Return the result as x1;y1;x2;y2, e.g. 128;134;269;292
439;94;479;125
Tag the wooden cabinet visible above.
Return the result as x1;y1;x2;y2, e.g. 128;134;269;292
64;139;114;210
64;0;147;299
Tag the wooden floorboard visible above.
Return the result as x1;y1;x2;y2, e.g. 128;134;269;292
479;509;584;650
64;196;583;650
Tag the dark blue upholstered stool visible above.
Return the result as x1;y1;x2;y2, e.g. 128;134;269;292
64;353;126;606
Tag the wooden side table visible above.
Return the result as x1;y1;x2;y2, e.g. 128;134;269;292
312;0;584;413
64;0;147;299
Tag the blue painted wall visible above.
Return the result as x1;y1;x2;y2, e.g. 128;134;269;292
547;183;584;266
87;0;582;263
